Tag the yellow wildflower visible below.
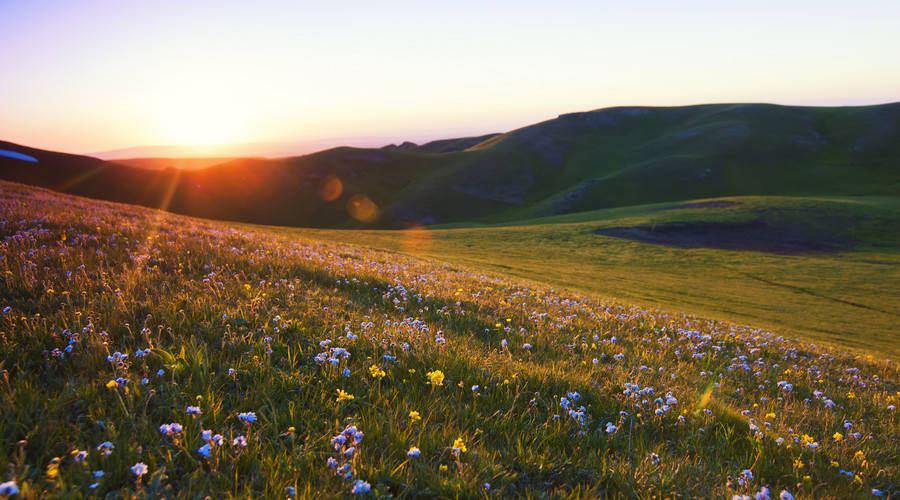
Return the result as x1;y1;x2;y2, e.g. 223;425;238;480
46;458;60;478
105;380;117;389
854;450;865;461
336;389;354;402
409;410;421;423
451;437;467;454
833;432;843;441
426;370;444;386
369;365;386;379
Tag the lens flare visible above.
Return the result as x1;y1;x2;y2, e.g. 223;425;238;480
401;224;432;255
318;175;343;201
347;194;378;222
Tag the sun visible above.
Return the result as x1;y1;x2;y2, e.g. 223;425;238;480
153;94;244;148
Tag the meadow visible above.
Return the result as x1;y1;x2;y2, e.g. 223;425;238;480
304;195;900;359
1;180;898;498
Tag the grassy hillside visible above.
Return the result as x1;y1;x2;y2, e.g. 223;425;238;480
303;195;900;359
2;102;899;228
1;180;898;498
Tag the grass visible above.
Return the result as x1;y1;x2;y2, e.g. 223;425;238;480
303;195;900;360
1;180;898;498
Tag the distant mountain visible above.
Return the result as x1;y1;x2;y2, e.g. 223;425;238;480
2;102;899;228
381;134;501;153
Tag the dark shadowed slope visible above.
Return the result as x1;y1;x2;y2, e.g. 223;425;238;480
2;102;899;228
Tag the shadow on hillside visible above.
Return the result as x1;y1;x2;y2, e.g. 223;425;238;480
594;220;854;255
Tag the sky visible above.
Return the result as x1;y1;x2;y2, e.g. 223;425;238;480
1;0;899;157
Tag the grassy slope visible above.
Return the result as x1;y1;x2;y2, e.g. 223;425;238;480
302;196;900;359
1;180;898;498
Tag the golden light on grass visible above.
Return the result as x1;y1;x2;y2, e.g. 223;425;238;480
347;194;378;222
318;175;343;201
401;224;432;255
694;382;715;413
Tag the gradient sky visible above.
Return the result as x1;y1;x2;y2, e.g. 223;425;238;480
1;0;899;156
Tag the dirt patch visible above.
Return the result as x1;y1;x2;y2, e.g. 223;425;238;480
594;220;854;255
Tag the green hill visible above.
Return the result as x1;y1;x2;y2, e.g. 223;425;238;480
2;102;899;228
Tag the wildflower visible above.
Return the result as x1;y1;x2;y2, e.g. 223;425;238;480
96;441;114;455
238;412;257;423
605;422;618;434
73;449;88;463
369;365;386;379
233;436;248;447
854;450;865;461
0;481;19;495
202;430;213;441
426;370;444;387
130;462;148;477
650;453;660;465
409;410;421;423
350;480;370;494
336;389;355;402
833;432;843;441
407;447;421;457
343;368;351;377
105;380;117;389
94;470;104;478
1;306;11;315
159;423;183;435
523;343;532;350
872;489;883;497
286;486;296;497
198;444;212;457
186;406;202;416
451;437;467;454
157;369;165;376
484;483;491;490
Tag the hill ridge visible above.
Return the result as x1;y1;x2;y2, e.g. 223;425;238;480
2;102;899;228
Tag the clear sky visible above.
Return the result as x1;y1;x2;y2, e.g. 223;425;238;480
1;0;899;156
